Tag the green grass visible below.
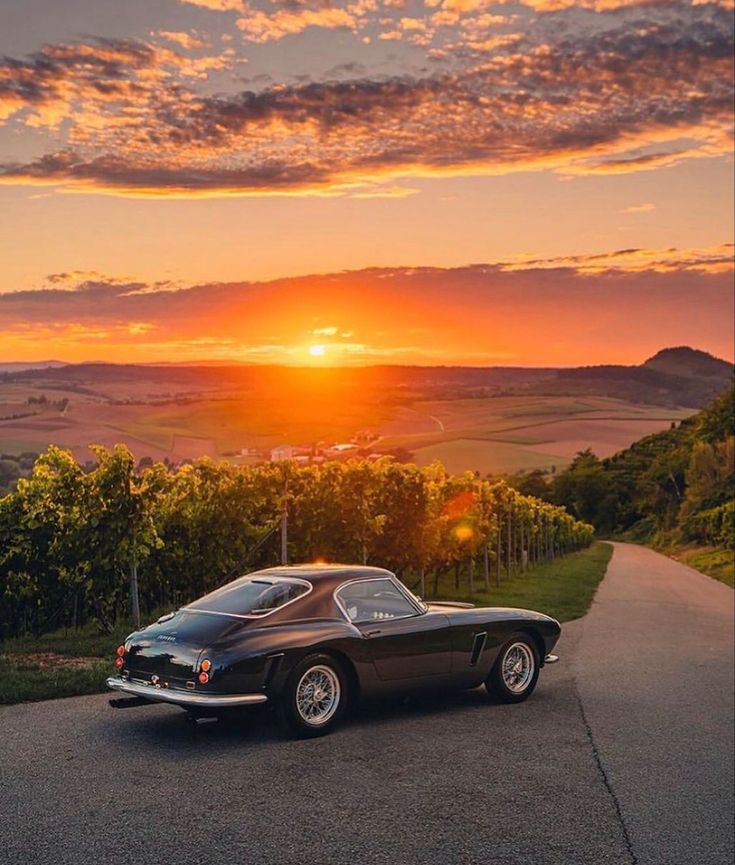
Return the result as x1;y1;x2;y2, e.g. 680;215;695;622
1;621;131;658
670;546;734;588
0;620;136;705
0;543;612;706
425;541;613;623
0;656;111;705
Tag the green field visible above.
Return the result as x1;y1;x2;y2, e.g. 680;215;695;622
377;396;691;475
412;438;560;474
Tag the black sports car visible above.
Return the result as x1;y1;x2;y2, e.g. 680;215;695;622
107;564;560;737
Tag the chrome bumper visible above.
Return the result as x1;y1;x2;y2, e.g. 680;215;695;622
106;676;268;708
544;654;560;665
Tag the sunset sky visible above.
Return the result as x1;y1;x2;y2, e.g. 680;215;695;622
0;0;733;365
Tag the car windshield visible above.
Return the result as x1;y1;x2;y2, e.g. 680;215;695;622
186;576;310;617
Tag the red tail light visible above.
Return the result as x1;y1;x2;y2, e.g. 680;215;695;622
198;672;209;684
114;645;125;668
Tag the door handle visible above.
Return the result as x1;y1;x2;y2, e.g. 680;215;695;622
363;629;382;637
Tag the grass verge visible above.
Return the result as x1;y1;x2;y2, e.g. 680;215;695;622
0;542;613;706
0;621;132;706
664;545;734;588
0;655;111;705
424;540;612;623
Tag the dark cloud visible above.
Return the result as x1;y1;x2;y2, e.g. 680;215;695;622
0;37;156;106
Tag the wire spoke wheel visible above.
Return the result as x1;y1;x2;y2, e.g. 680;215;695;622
295;664;341;726
501;642;535;694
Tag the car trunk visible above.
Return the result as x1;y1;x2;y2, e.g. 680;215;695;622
124;610;248;685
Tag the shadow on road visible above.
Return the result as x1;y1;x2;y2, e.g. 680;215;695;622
96;684;536;755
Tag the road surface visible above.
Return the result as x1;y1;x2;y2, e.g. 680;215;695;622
1;543;732;865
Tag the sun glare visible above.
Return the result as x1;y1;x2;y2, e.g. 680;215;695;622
309;344;327;357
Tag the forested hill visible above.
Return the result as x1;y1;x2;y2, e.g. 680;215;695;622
520;347;733;408
543;384;734;549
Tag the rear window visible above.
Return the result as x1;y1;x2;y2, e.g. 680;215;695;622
187;576;311;617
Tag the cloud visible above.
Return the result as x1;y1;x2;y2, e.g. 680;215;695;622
1;244;732;365
177;0;245;10
45;270;106;284
621;203;656;213
236;5;357;42
501;242;735;274
156;31;209;50
0;4;732;196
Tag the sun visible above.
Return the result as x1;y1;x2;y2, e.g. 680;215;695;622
308;344;327;357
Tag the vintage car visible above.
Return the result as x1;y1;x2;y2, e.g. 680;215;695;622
107;564;561;737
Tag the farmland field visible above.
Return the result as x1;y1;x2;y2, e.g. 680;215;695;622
0;370;693;474
374;396;692;474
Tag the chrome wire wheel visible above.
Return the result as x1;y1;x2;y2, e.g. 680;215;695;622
295;664;341;727
501;642;535;694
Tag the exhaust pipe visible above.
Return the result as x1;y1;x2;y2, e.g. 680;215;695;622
109;696;152;709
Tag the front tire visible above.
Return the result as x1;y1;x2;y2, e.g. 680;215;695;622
486;633;540;703
278;653;347;738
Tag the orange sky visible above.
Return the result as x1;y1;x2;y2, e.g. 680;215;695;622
1;247;733;365
0;0;732;365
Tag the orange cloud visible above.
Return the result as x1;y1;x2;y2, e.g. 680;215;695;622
620;203;656;213
236;5;357;41
0;6;732;196
1;245;732;365
177;0;245;10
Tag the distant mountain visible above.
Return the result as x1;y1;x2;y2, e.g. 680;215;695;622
0;360;67;373
643;347;734;380
517;346;733;408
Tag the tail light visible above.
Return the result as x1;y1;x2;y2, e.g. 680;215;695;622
114;645;125;668
198;658;212;683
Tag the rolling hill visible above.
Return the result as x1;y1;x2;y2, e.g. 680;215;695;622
0;346;731;479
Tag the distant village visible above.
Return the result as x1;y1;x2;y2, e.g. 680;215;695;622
238;429;385;465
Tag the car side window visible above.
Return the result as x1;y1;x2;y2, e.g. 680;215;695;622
336;579;418;624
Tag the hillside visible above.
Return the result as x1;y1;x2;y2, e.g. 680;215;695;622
643;346;733;379
544;385;734;582
518;347;733;408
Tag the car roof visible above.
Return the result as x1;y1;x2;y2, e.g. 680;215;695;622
246;564;395;585
227;564;400;624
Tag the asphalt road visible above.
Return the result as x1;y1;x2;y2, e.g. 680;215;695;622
1;542;732;865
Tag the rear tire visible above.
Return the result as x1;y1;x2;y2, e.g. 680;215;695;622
278;653;347;738
486;633;540;703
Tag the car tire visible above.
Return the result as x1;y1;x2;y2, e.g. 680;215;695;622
278;653;347;738
486;633;540;703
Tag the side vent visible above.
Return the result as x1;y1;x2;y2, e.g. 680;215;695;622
263;653;285;688
470;632;487;667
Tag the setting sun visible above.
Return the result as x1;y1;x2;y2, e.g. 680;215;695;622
309;344;326;358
